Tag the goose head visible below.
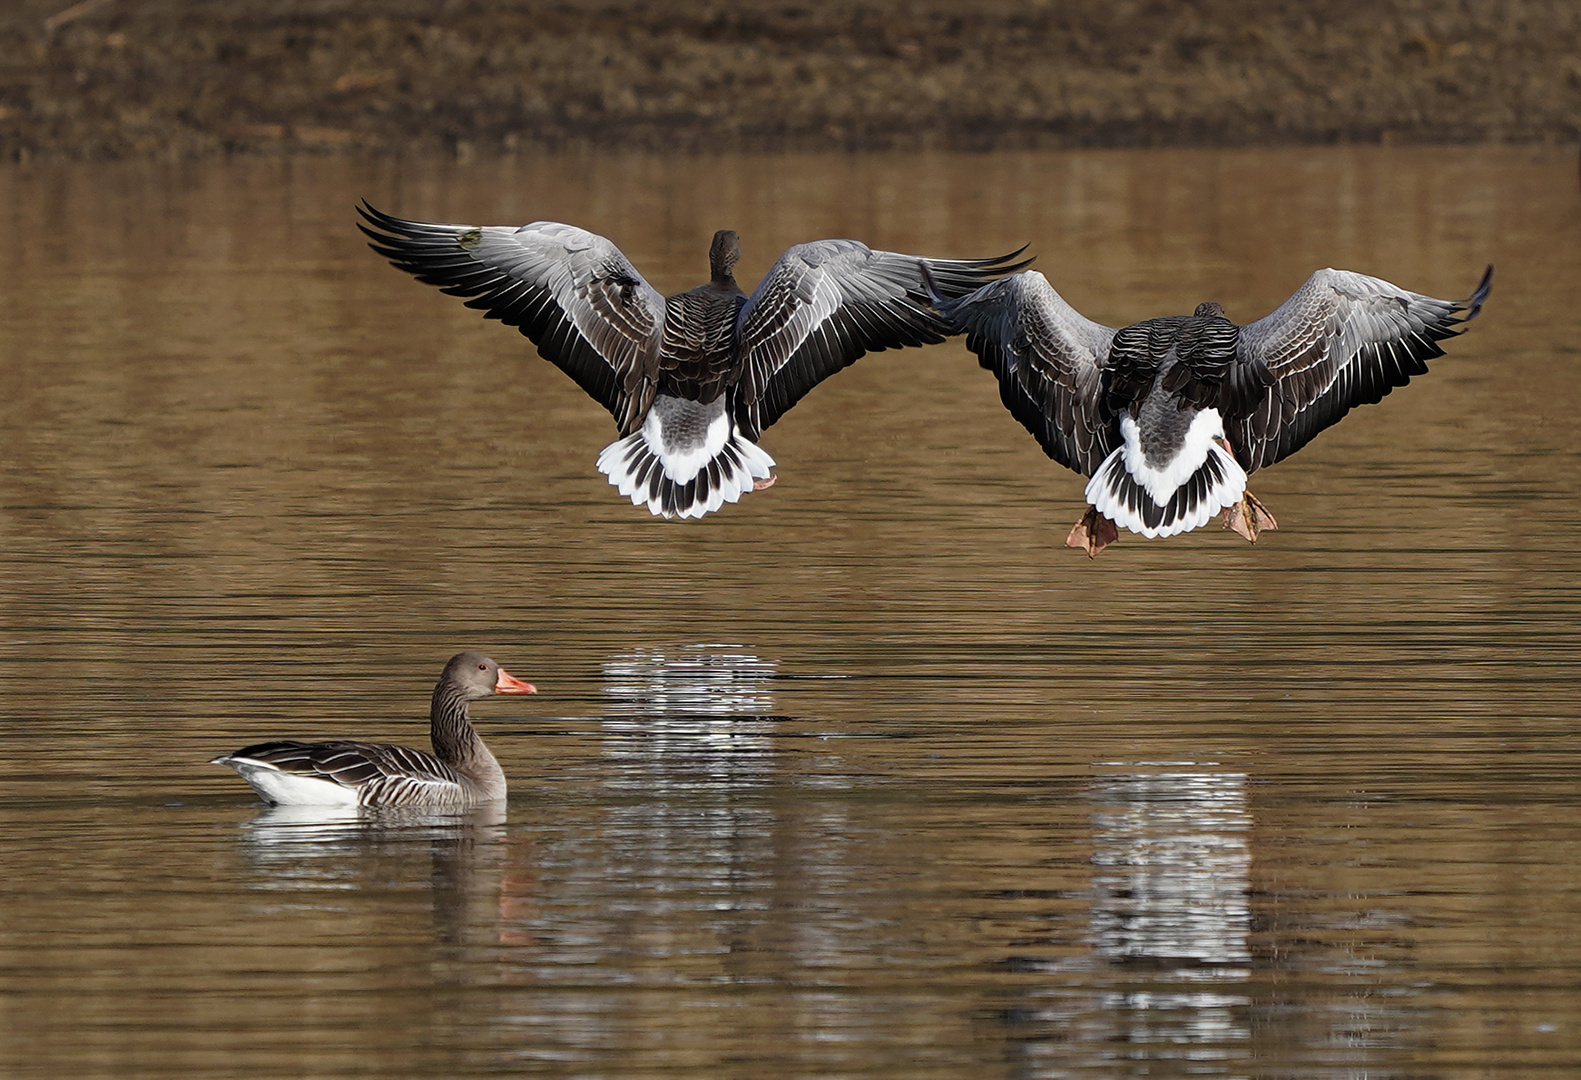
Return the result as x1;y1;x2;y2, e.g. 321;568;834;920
709;229;741;285
442;651;537;698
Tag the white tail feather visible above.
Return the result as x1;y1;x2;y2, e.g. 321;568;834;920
213;757;362;807
1086;440;1245;539
596;398;775;520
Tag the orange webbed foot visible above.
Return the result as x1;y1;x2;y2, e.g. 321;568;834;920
1065;506;1119;558
1223;490;1279;543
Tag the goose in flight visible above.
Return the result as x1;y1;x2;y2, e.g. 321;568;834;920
359;203;1029;519
211;652;537;809
934;265;1492;556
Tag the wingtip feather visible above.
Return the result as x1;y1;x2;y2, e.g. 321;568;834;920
1462;263;1494;321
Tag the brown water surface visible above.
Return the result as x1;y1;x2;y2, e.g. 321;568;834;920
0;146;1578;1078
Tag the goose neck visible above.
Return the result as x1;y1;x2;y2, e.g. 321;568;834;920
429;683;483;764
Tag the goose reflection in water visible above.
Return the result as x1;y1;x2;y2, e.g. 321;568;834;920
1001;765;1407;1078
487;642;864;1045
1087;766;1252;971
238;801;507;856
998;766;1254;1076
602;644;780;719
1081;767;1254;1063
231;802;532;955
599;644;783;792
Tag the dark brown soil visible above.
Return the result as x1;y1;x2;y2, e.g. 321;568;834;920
3;0;1579;159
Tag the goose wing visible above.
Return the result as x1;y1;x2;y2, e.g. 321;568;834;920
220;739;464;798
734;240;1030;439
938;271;1119;477
1227;266;1492;473
358;203;667;435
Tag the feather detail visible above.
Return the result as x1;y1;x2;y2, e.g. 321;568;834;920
363;205;1027;517
1086;418;1246;539
596;393;775;519
211;652;533;809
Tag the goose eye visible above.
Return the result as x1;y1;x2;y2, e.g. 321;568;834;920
478;663;488;671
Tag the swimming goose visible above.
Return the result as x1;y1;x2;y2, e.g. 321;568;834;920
934;265;1492;556
211;652;536;809
359;203;1028;519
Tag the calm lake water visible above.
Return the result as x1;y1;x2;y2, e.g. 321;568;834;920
0;145;1578;1079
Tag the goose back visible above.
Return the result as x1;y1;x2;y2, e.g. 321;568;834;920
1106;312;1270;420
658;282;747;404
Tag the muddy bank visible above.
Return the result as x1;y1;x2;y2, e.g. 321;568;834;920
2;0;1578;159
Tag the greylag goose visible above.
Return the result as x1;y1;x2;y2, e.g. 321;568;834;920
934;265;1492;556
358;203;1028;519
211;652;536;809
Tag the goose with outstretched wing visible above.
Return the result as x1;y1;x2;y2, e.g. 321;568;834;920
359;204;1029;519
935;265;1492;556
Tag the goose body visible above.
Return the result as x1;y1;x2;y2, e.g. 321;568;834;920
937;266;1492;555
359;203;1028;519
211;652;536;809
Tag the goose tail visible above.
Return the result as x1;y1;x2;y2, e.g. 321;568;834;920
1085;440;1246;539
596;395;776;520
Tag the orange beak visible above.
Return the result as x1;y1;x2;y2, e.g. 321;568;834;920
494;668;537;695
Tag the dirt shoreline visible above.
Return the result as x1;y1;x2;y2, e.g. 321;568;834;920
2;0;1578;160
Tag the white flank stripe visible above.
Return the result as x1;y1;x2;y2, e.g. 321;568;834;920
223;760;361;807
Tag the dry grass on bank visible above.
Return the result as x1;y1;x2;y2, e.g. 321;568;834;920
1;0;1578;159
